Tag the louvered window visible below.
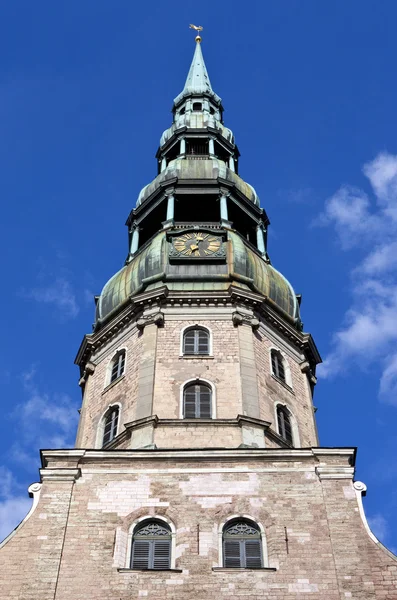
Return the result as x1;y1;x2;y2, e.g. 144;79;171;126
102;407;119;447
183;383;212;418
131;521;171;570
277;405;293;446
183;328;210;355
271;350;286;383
110;351;125;383
223;520;263;569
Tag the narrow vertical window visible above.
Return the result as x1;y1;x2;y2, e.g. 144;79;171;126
102;406;119;447
277;405;293;446
271;350;286;383
183;327;209;355
131;521;171;570
223;520;263;569
110;351;125;383
183;383;212;418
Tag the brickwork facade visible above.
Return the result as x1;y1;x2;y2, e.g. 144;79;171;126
1;450;396;599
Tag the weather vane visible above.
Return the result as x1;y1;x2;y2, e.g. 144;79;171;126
189;23;203;43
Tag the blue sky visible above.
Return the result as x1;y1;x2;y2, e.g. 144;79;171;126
0;1;396;550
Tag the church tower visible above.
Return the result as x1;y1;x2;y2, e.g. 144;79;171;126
1;34;396;600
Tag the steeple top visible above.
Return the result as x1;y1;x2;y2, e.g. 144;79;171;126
173;31;221;107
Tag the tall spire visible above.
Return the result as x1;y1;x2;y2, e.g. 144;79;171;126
174;38;221;106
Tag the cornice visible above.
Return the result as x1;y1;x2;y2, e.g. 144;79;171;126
41;447;356;464
75;285;321;370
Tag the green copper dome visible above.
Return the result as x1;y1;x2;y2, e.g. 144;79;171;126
136;157;259;207
96;230;300;326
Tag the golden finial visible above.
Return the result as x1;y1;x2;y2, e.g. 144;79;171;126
189;24;203;43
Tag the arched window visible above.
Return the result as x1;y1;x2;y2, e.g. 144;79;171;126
102;406;119;447
183;327;209;356
110;351;125;383
223;519;263;569
271;350;285;383
131;520;171;570
183;382;212;418
277;405;293;446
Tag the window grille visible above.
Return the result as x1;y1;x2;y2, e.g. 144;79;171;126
110;351;125;383
131;521;171;570
271;350;286;383
183;383;212;419
183;328;209;355
223;520;263;568
277;405;293;446
102;407;119;447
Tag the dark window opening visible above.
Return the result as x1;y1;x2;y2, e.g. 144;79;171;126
111;351;125;383
131;521;171;570
227;200;257;244
102;406;119;447
183;383;212;418
214;140;231;164
223;520;263;569
192;102;202;111
174;194;220;223
271;350;286;382
165;142;180;163
138;201;167;248
183;328;210;355
277;405;293;446
209;106;215;115
186;139;208;156
179;107;185;115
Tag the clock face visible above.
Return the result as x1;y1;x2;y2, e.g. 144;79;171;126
173;232;222;257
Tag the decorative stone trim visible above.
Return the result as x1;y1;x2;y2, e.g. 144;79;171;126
232;310;259;329
212;567;277;572
39;468;81;482
117;568;183;573
0;483;43;549
315;466;355;480
136;310;164;330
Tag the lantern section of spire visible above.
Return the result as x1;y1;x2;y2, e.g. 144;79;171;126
174;40;221;107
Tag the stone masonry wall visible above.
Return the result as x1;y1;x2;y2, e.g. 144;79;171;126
0;452;396;600
76;309;318;450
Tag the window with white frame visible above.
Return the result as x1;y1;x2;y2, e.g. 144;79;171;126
130;520;171;570
102;406;119;447
183;382;212;418
183;327;210;356
271;349;286;383
223;519;263;568
276;405;293;446
110;351;125;383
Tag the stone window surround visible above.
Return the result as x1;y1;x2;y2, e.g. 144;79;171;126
179;378;217;419
179;324;213;357
104;346;128;389
273;401;300;448
217;514;269;569
125;515;177;570
95;402;122;449
268;346;293;389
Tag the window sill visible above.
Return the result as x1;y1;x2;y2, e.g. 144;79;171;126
102;375;125;395
271;374;294;394
212;567;277;572
118;568;183;573
179;355;214;360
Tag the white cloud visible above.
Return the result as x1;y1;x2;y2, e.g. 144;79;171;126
24;277;79;319
0;496;32;542
0;465;32;543
316;152;397;405
367;513;389;543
